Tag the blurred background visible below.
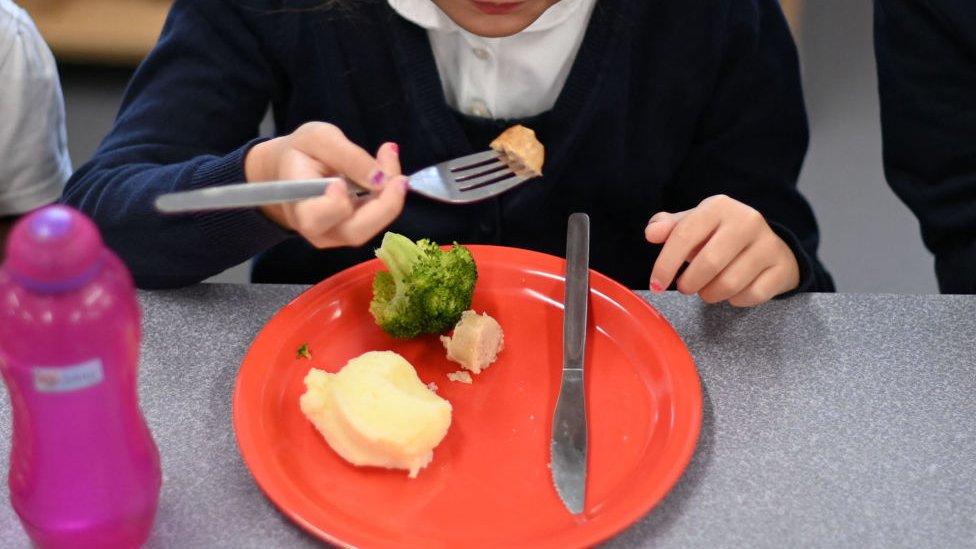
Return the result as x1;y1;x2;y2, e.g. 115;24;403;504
20;0;939;292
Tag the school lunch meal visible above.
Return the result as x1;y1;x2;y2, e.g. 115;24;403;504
299;126;541;478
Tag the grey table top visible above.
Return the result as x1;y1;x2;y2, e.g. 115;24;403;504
1;285;974;548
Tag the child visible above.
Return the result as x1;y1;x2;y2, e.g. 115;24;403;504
0;0;71;258
876;0;976;294
63;0;834;305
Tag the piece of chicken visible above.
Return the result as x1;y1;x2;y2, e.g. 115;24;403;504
440;310;505;375
490;125;544;178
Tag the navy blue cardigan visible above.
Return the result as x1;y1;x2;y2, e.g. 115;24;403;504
875;0;976;293
63;0;834;291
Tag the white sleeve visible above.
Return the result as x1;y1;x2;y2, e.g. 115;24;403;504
0;1;71;217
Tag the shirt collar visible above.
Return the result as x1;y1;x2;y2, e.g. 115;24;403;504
387;0;585;35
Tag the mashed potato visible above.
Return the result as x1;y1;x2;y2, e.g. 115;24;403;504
299;351;452;478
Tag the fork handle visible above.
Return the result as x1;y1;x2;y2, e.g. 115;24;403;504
154;178;365;213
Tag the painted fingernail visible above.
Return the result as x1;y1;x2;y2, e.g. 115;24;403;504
390;142;400;155
650;279;664;293
401;177;410;192
370;170;387;187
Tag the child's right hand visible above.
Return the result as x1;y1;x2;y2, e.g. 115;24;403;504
244;122;408;248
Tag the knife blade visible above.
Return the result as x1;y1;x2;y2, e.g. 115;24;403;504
550;212;590;515
154;177;367;213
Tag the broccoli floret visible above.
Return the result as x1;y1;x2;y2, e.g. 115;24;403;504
368;232;477;338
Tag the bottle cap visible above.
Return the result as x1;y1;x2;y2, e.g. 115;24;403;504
4;206;105;293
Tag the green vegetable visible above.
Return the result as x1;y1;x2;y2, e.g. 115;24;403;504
296;344;312;360
369;232;477;338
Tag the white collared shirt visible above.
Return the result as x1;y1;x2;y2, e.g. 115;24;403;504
388;0;597;119
0;0;70;216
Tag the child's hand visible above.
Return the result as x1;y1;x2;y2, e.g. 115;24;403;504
244;122;407;248
644;195;800;307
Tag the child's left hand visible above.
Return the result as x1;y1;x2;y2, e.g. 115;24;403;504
644;195;800;307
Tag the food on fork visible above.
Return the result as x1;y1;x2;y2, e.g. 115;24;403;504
369;232;477;338
490;125;544;178
440;310;505;375
299;351;452;478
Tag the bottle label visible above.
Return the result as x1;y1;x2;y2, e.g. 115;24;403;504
33;359;104;393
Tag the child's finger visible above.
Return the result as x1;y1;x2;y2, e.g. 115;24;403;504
676;224;752;294
278;148;326;180
649;210;720;293
290;179;356;247
295;123;388;190
375;142;402;181
261;149;328;230
697;242;769;303
327;176;408;247
727;264;791;307
644;211;683;243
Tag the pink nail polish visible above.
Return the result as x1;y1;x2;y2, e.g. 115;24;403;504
370;170;386;187
390;143;400;155
650;279;664;293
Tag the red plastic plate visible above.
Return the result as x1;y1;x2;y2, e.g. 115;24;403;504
233;245;701;548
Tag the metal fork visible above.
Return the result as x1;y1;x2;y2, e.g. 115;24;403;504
154;150;532;213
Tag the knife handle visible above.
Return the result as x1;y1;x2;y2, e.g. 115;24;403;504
564;213;590;369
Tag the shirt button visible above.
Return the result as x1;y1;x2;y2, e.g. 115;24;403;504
472;47;490;61
469;99;491;118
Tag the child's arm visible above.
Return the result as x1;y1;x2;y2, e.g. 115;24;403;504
876;0;976;293
647;0;833;305
61;0;279;288
62;0;404;288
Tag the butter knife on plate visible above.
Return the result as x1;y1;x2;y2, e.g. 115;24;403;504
550;212;590;515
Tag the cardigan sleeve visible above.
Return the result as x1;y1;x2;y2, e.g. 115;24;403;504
663;0;834;293
875;0;976;294
61;0;290;289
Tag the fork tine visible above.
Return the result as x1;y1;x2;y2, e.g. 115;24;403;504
453;174;528;202
453;163;507;183
447;150;503;171
456;170;519;191
406;149;532;205
451;157;502;173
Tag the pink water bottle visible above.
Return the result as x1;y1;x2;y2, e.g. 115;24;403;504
0;205;161;548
